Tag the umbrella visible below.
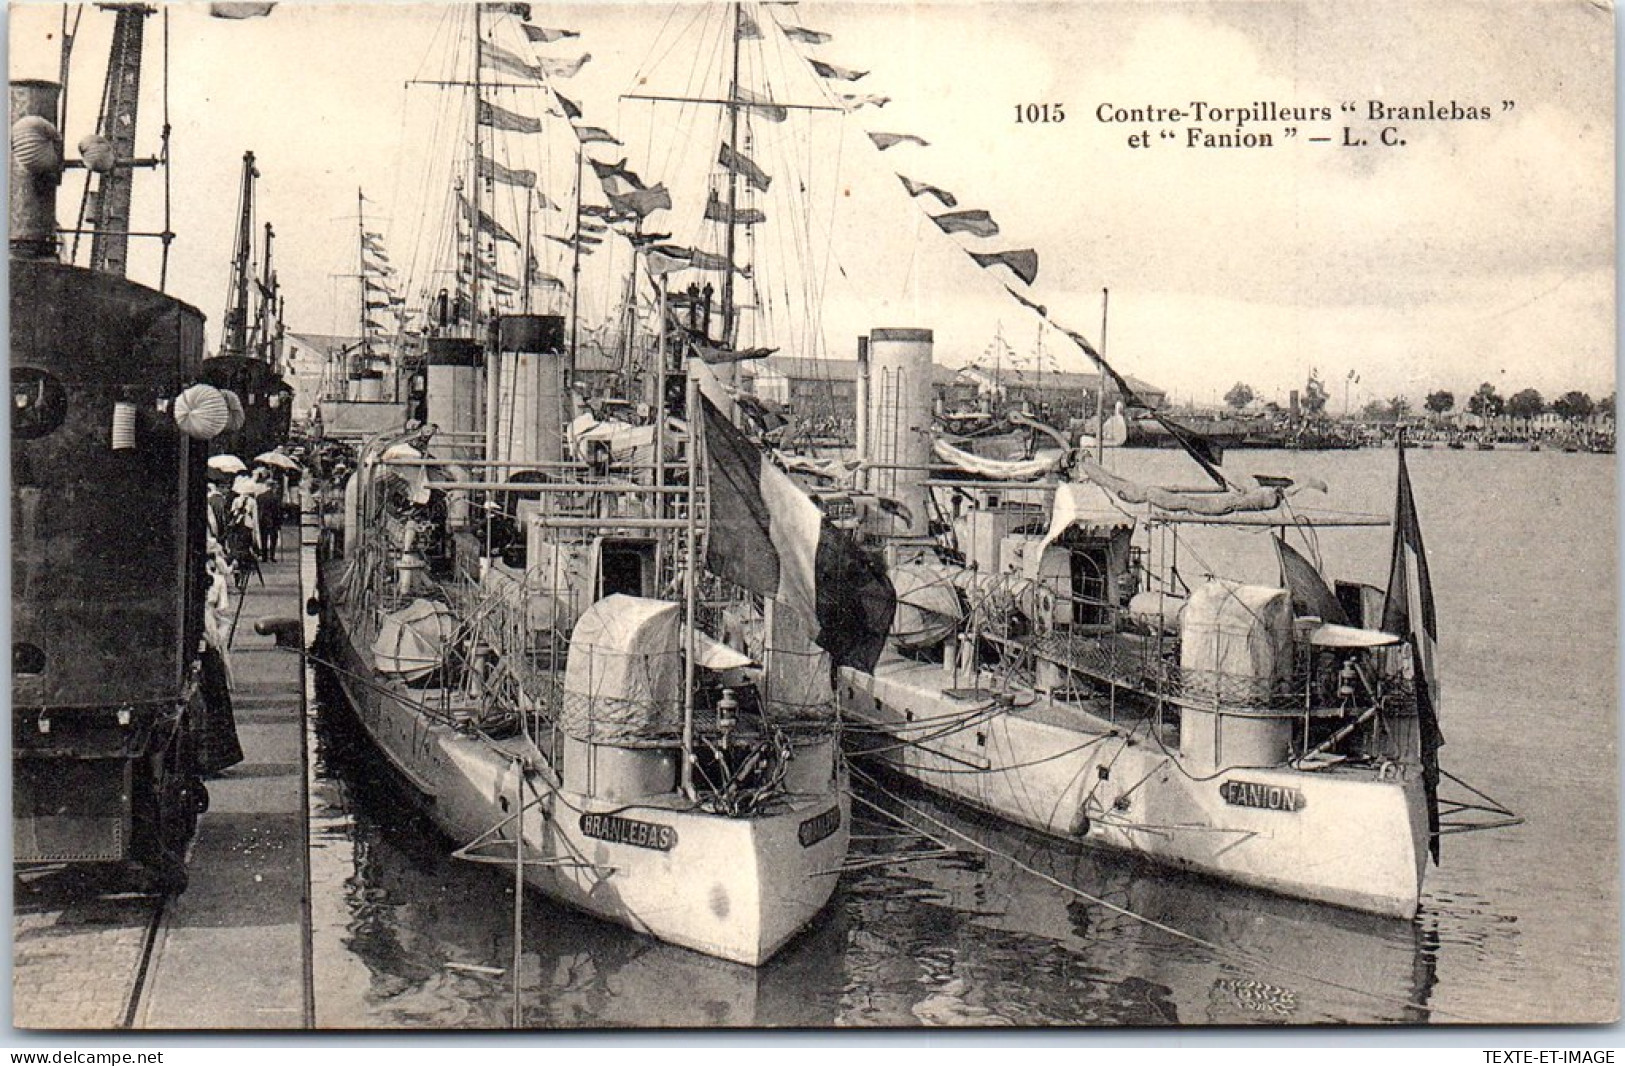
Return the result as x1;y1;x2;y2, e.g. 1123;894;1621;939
207;454;247;475
254;450;301;472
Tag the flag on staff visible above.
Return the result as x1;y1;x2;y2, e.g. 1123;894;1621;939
1274;536;1350;626
1381;440;1445;863
699;395;896;671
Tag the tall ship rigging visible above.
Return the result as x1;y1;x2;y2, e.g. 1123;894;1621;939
312;2;891;966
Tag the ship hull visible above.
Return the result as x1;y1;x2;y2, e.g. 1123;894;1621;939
840;657;1428;919
317;559;847;966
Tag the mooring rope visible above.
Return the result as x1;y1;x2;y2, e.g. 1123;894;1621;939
849;763;1481;1024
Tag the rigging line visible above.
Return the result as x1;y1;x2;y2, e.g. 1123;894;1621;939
849;763;1477;1023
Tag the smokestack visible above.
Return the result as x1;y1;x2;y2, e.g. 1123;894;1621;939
866;328;934;535
10;80;64;260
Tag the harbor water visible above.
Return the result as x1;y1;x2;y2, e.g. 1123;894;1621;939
305;447;1617;1027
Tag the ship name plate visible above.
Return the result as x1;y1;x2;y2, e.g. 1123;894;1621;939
798;805;842;847
579;812;678;851
1218;779;1307;813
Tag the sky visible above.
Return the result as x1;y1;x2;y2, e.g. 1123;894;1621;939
7;0;1615;409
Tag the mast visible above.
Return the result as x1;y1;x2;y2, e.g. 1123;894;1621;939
356;187;370;368
567;144;583;389
521;186;533;314
223;150;257;356
719;1;744;349
470;1;484;336
1097;287;1109;464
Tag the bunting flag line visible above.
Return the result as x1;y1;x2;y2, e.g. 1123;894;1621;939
705;189;766;226
810;59;867;81
688;247;750;274
522;24;578;43
931;209;999;238
208;2;274;17
1381;440;1444;863
482;2;531;20
1049;319;1228;486
869;131;929;150
699;394;896;672
734;86;788;123
460;257;522;290
627;230;673;247
459;194;521;245
553;91;582;120
646;248;692;276
782;24;831;44
478;155;538;189
1002;285;1047;317
536;53;591;78
839;93;890;110
1274;536;1351;626
691;339;777;364
652;244;750;276
575;125;622;145
579;219;609;234
482;39;541;80
969;248;1039;286
606;183;673;219
898;174;957;208
719;143;772;192
478;98;543;134
588;157;646;190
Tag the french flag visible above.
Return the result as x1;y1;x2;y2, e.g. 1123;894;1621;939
699;395;894;672
1382;441;1444;862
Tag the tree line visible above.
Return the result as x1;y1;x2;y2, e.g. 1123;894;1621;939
1221;380;1616;423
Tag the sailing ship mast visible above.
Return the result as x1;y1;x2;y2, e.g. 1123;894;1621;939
718;3;744;350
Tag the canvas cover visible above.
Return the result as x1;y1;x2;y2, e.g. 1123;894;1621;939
1178;580;1295;704
560;595;683;744
373;598;456;682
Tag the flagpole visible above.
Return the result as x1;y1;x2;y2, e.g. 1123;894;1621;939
720;1;743;351
1097;287;1109;464
680;358;700;802
470;1;484;342
567;143;583;391
356;188;368;384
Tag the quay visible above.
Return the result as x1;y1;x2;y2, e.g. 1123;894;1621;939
12;518;315;1030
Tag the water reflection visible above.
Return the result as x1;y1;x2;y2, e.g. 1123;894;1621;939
310;663;1461;1028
